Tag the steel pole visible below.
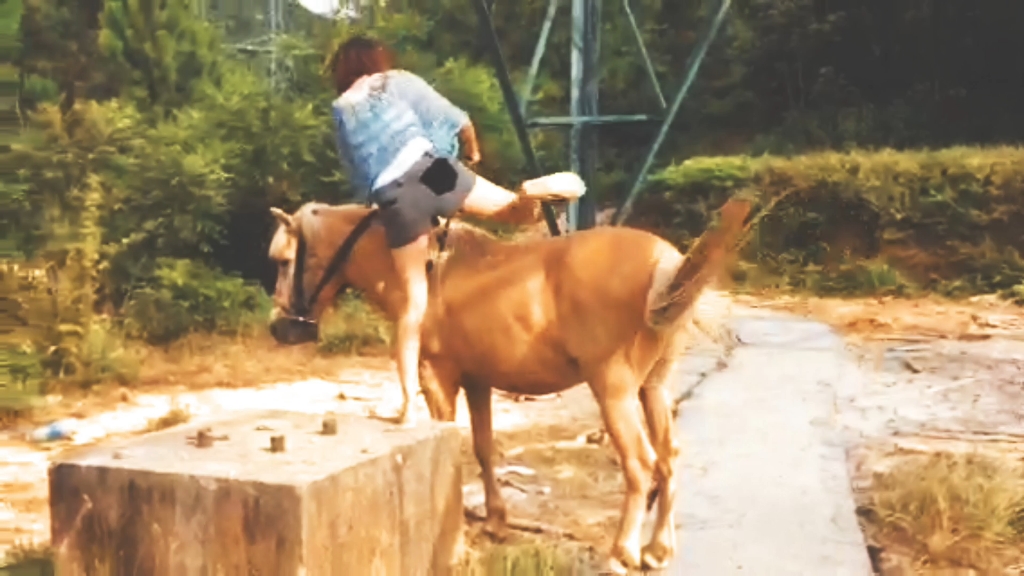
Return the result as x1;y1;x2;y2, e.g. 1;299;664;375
568;0;599;231
612;0;732;225
473;0;562;236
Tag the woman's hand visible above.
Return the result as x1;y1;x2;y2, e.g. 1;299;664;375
459;123;482;167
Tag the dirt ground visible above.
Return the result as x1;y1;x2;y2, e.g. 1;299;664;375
4;291;1024;572
737;293;1024;574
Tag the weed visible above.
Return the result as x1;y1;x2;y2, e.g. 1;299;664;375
145;404;191;431
37;317;139;390
453;541;594;576
2;540;53;566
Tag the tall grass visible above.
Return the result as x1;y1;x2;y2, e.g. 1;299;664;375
859;451;1024;572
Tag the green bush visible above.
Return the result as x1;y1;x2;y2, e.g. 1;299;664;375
37;317;139;388
732;258;916;297
317;292;391;356
637;146;1024;298
123;258;271;345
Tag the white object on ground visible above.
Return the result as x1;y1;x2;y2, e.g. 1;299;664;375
495;464;537;477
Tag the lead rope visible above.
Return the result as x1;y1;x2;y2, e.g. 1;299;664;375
425;215;454;275
425;215;455;315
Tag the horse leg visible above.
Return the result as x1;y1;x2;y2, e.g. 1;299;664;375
463;383;507;538
638;356;682;570
589;362;656;574
419;357;460;422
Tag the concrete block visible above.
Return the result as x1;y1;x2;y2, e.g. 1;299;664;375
48;410;463;576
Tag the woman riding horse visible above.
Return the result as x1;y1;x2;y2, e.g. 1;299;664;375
326;36;585;425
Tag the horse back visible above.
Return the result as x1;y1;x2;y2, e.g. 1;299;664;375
422;226;680;389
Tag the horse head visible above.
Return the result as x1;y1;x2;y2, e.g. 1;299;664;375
266;202;385;345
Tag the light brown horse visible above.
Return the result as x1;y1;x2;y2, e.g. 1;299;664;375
266;199;750;573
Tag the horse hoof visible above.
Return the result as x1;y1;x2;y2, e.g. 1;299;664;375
641;541;673;570
606;557;629;575
482;519;508;542
394;411;418;428
608;544;642;575
366;405;416;427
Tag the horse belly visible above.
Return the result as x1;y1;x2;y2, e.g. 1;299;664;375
439;281;582;395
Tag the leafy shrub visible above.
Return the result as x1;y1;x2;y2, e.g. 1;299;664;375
317;292;391;356
6;68;348;305
2;261;138;391
734;257;916;297
123;258;271;345
637;146;1024;298
36;317;139;388
1009;284;1024;306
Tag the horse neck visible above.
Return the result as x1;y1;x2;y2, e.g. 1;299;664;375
327;214;524;321
309;206;404;322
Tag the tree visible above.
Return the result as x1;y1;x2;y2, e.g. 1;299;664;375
18;0;108;111
99;0;223;112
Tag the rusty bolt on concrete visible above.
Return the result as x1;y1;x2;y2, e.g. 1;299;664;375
321;416;338;435
188;427;228;448
269;435;286;453
196;429;213;448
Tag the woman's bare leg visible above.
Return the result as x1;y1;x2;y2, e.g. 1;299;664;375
461;172;585;223
386;233;431;426
378;169;584;424
460;175;520;216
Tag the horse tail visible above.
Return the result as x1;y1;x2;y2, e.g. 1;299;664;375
645;198;751;330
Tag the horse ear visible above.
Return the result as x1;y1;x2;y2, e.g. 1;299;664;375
270;207;295;230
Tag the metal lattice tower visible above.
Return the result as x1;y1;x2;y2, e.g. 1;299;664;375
474;0;732;235
199;0;731;235
196;0;295;90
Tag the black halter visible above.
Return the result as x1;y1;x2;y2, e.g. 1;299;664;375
288;209;379;322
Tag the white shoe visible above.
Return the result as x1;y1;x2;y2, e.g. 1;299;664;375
520;172;587;201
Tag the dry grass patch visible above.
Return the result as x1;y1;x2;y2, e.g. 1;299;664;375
858;451;1024;572
453;540;597;576
131;332;391;390
1;540;53;568
144;404;191;431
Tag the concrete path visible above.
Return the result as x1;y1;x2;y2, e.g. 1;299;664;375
669;315;874;575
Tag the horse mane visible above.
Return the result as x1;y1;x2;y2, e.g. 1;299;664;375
291;202;358;240
441;220;533;262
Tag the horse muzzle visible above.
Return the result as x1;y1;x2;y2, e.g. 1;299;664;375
269;315;320;345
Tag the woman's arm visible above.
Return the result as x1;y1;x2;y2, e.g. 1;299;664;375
458;122;481;166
